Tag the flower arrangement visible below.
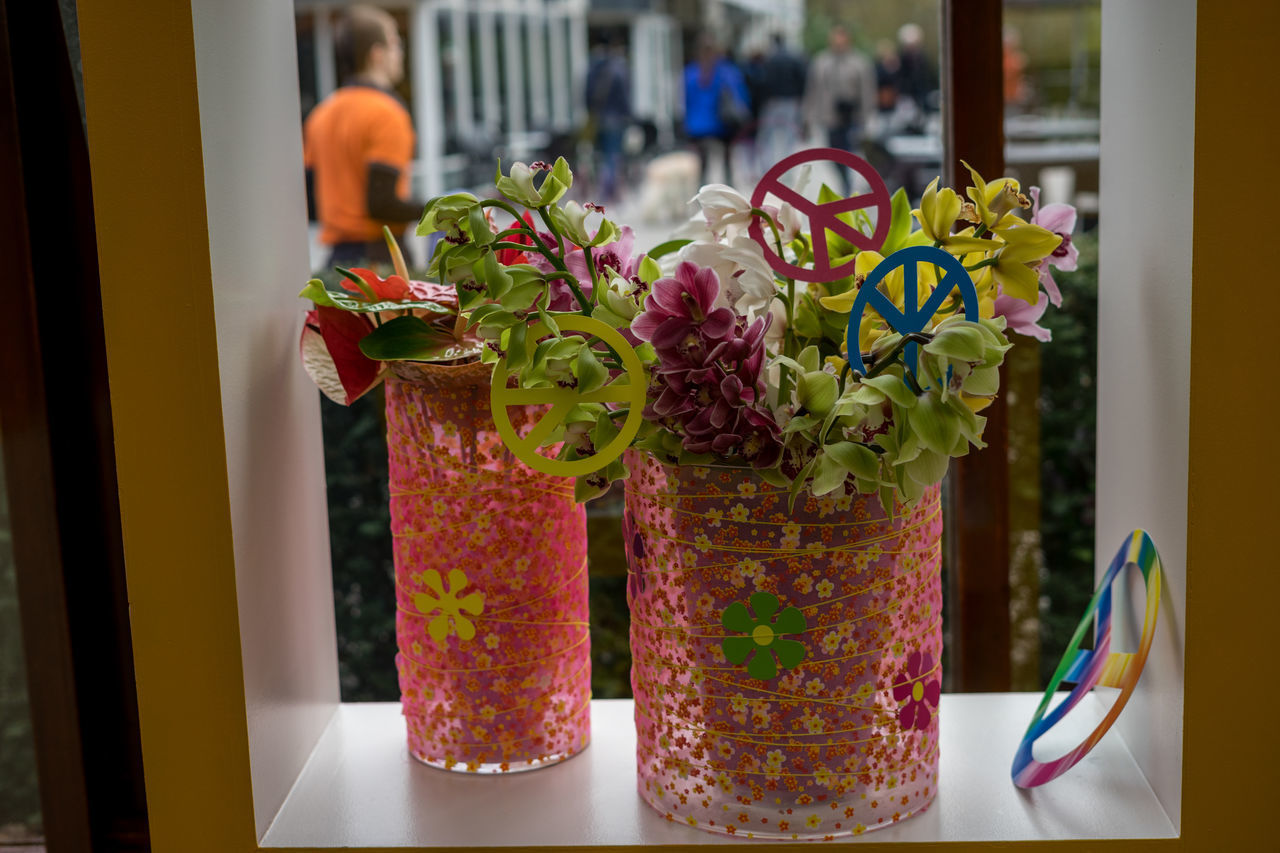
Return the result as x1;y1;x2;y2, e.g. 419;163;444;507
303;154;1076;509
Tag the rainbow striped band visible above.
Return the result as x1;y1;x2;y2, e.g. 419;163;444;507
1010;529;1163;788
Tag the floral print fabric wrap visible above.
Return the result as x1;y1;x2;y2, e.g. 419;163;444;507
387;364;590;772
624;452;942;838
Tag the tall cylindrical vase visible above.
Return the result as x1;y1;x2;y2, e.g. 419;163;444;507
625;452;942;839
386;361;590;772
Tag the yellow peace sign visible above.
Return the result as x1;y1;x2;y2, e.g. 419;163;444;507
490;314;647;477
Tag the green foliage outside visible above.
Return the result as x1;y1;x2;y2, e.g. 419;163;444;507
1036;229;1098;684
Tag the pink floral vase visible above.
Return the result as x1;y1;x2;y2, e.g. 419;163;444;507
624;451;942;839
386;361;590;772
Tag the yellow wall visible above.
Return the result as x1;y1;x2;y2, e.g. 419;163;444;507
76;0;1278;848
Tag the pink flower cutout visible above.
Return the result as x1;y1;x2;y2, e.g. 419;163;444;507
893;650;940;731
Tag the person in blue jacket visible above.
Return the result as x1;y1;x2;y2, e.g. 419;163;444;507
684;35;750;187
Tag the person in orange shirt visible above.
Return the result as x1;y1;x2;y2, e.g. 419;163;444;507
304;5;425;267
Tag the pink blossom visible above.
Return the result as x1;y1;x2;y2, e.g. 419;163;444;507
993;291;1052;342
1029;187;1079;308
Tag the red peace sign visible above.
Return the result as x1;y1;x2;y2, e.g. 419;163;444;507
748;148;892;283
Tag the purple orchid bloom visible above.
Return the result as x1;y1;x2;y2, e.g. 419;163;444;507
1029;187;1079;308
634;262;782;467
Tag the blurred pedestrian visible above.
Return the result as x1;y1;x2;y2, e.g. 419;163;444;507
585;36;632;204
1003;26;1032;113
895;23;938;114
684;35;750;187
754;32;808;175
874;39;900;115
803;25;875;194
304;5;425;268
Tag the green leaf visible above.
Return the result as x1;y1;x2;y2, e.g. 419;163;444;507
880;187;913;254
358;316;475;362
647;238;692;260
825;441;880;480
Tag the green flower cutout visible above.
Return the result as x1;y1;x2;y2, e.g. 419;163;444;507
721;592;807;680
413;568;484;646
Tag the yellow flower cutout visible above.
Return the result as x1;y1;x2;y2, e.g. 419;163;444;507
413;568;484;645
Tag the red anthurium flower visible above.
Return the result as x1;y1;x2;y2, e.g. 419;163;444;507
495;210;539;266
299;307;383;405
343;267;413;301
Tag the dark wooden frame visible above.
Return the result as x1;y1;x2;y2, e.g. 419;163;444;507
0;0;149;849
942;0;1013;692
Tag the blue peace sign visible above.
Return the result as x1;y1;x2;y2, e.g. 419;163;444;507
845;245;980;386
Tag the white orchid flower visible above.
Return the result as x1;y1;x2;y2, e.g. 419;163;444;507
676;236;779;321
691;183;754;237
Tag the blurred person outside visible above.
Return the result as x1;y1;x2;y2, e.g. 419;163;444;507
873;39;900;115
894;23;938;115
803;24;875;195
1003;26;1032;113
754;32;808;177
585;36;632;204
304;5;425;268
683;35;751;187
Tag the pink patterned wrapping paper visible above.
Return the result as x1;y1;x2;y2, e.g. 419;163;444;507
624;451;943;839
385;362;590;772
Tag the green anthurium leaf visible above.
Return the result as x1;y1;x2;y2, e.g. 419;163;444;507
924;323;987;363
825;441;880;480
772;637;806;670
358;315;478;362
881;187;913;255
904;447;949;487
749;591;780;620
646;238;693;260
811;454;848;496
721;600;754;633
746;650;779;680
910;393;957;455
574;346;608;394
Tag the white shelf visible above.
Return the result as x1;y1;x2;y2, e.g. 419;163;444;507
261;694;1175;847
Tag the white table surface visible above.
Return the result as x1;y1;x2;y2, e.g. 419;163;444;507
261;694;1175;847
